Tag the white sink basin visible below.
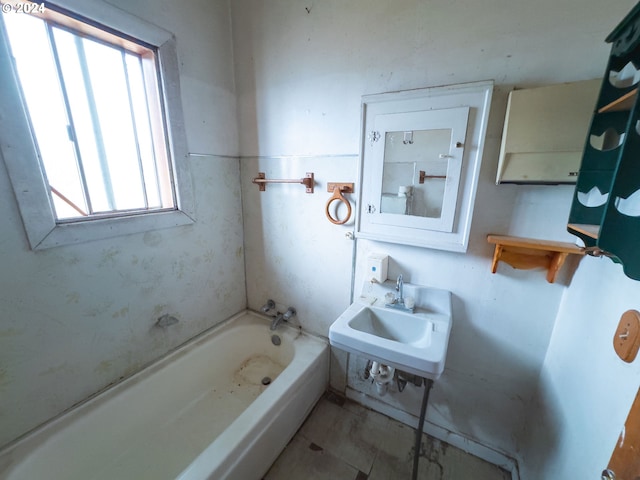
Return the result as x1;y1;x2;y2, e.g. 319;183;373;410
329;281;452;379
349;306;433;347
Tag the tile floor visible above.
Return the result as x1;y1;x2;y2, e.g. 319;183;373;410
265;393;511;480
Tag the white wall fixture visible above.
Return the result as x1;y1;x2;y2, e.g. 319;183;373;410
496;79;600;184
329;279;453;379
356;81;493;252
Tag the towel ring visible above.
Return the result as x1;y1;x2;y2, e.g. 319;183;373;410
325;184;353;225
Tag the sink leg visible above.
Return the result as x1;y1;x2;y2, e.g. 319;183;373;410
412;378;434;480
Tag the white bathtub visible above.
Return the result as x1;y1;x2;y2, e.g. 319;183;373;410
0;311;329;480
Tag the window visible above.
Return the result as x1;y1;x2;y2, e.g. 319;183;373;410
0;1;194;249
4;6;175;220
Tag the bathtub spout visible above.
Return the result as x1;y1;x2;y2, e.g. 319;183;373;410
270;307;296;330
270;314;284;330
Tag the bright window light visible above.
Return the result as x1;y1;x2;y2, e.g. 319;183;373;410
3;4;176;221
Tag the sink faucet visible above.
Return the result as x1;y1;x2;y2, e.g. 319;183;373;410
384;274;414;313
396;274;404;304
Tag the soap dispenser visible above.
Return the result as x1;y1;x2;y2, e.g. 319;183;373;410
367;254;388;283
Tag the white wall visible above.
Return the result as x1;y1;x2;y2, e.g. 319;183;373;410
232;0;638;470
522;258;640;479
240;155;357;337
0;0;244;448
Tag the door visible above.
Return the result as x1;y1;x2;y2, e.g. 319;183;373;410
603;388;640;480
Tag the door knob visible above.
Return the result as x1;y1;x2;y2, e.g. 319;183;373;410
602;468;616;480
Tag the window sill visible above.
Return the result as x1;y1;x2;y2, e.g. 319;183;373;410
31;210;193;250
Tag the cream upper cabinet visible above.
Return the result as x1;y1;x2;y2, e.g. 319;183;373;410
356;81;493;252
496;79;600;184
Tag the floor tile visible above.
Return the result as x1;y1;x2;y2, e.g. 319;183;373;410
299;398;381;473
264;435;360;480
438;440;512;480
369;433;447;480
268;395;511;480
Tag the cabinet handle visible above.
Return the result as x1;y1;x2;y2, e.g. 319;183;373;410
602;468;616;479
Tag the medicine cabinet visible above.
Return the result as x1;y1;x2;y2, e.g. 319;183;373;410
356;81;493;252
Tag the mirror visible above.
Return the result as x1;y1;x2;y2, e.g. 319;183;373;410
381;129;451;218
367;106;468;234
356;81;494;252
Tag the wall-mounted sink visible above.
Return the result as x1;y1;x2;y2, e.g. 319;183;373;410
329;281;452;379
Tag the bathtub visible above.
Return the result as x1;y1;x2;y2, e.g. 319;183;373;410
0;311;329;480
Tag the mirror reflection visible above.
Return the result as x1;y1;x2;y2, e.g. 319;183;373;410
380;129;451;218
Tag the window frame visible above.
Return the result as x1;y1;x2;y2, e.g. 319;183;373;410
0;0;195;250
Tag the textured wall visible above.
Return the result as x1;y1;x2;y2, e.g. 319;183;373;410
0;0;244;448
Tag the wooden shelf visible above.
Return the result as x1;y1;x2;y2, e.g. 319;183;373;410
567;223;600;239
598;88;638;113
487;234;585;283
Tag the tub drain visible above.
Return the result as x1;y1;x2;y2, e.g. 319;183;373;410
261;376;272;385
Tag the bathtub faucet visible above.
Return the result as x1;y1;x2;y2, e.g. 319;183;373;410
260;299;276;314
271;307;296;330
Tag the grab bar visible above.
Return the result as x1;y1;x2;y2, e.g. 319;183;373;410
252;172;314;193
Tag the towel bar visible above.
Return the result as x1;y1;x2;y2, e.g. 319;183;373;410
252;172;314;193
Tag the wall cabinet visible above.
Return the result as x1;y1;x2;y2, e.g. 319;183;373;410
497;80;600;184
356;81;493;252
568;3;640;280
